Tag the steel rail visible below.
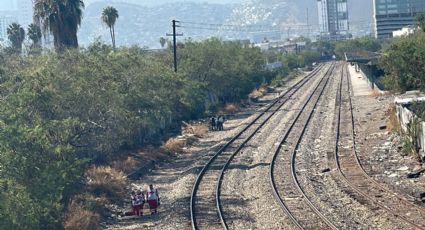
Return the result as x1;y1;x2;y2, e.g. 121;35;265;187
334;64;425;230
269;62;338;230
190;63;326;230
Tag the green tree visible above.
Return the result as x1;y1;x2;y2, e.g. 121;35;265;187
416;13;425;32
101;6;119;49
379;33;425;92
6;23;25;53
34;0;84;51
27;23;42;48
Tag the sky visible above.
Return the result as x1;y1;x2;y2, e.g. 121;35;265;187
0;0;16;11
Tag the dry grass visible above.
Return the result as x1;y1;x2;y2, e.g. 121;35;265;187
249;86;268;101
371;89;383;97
182;122;209;137
64;201;101;230
111;156;139;174
224;103;240;114
162;138;185;154
86;166;127;200
386;104;401;133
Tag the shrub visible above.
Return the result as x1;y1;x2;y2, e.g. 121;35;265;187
182;123;209;137
249;87;267;101
162;138;185;154
85;166;127;201
224;103;240;114
64;201;101;230
111;156;139;174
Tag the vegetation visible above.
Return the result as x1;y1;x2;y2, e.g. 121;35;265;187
27;23;42;49
0;38;277;229
334;37;381;58
379;32;425;92
101;6;119;49
34;0;85;51
6;23;25;53
416;13;425;32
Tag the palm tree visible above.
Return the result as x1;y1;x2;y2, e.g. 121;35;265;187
7;23;25;53
159;37;166;48
27;23;42;47
34;0;84;51
101;6;119;49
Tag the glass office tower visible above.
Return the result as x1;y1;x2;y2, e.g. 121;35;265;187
318;0;349;40
373;0;425;38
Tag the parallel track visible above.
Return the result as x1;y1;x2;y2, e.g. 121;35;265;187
190;64;327;230
269;62;338;230
334;63;425;230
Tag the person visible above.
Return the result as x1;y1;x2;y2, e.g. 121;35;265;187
135;189;145;216
147;184;160;215
210;117;216;131
131;190;143;216
217;115;225;131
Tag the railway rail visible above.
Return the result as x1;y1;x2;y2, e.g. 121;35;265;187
269;62;337;230
334;63;425;230
190;63;328;230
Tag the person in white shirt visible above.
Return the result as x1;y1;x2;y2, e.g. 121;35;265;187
146;184;160;215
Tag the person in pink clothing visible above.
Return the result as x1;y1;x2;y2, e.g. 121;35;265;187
146;184;160;215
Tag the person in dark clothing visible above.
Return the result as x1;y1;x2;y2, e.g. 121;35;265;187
210;117;217;131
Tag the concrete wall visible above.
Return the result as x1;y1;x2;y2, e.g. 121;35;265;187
395;101;425;158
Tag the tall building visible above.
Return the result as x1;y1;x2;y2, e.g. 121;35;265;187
373;0;425;39
317;0;349;40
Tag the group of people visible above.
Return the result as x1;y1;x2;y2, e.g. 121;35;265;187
210;115;225;131
130;184;160;216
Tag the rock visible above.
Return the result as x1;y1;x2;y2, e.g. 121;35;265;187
321;168;331;173
407;169;425;179
397;166;409;171
388;173;398;178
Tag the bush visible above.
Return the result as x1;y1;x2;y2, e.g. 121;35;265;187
64;201;101;230
182;123;209;137
111;156;139;175
162;138;185;154
86;166;127;201
224;103;240;114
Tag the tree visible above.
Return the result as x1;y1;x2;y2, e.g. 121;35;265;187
416;13;425;32
159;37;166;48
27;23;42;48
101;6;119;49
6;23;25;53
34;0;84;51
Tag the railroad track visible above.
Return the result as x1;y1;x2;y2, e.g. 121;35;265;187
269;62;337;230
190;63;329;230
334;63;425;229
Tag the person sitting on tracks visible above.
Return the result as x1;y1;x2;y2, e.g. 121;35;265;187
131;190;144;216
147;184;160;215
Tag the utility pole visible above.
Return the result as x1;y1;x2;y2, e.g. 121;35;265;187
166;20;183;73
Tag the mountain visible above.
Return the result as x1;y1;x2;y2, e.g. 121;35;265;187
78;0;373;48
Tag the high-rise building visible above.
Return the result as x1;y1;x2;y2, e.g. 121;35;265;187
373;0;425;39
317;0;349;40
